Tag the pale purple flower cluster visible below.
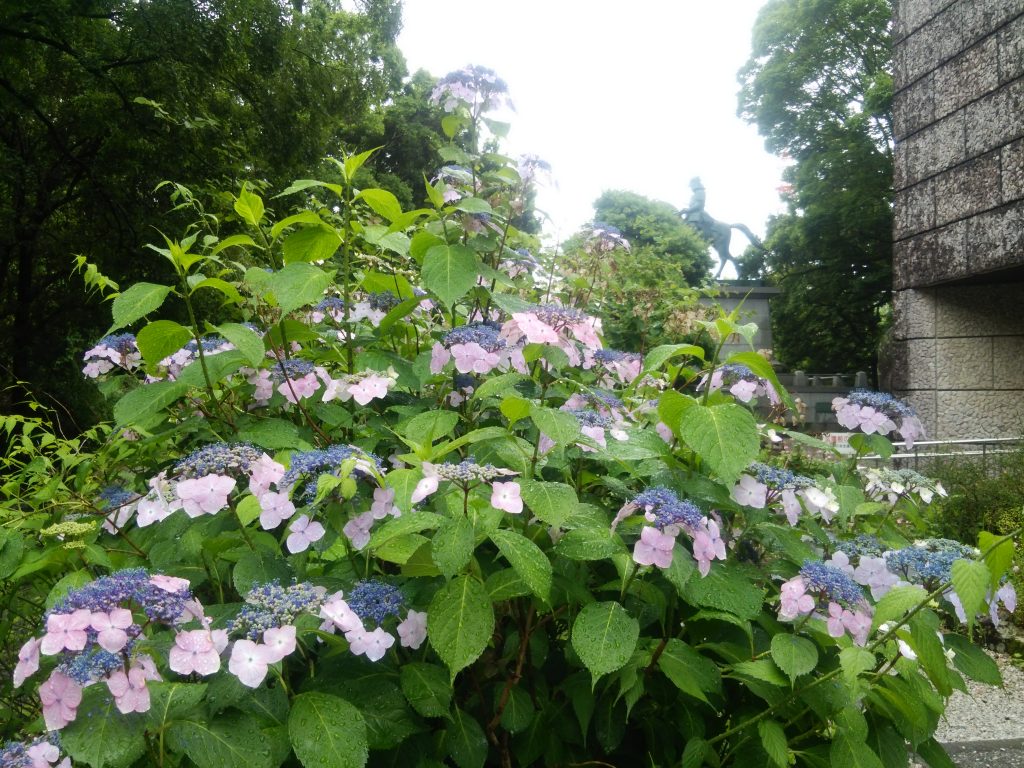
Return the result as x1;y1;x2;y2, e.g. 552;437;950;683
590;348;642;385
228;582;327;641
176;442;265;479
431;323;516;376
280;444;381;496
430;65;512;116
700;363;780;405
0;736;70;768
614;487;726;576
833;389;926;448
778;561;871;644
100;486;140;533
14;570;197;729
319;580;427;662
731;463;838;525
311;296;347;323
885;539;975;585
158;334;234;379
410;460;521;515
862;467;947;505
82;333;141;378
536;393;631;455
583;222;630;254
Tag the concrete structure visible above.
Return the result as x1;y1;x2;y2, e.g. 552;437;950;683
891;0;1024;438
702;281;779;359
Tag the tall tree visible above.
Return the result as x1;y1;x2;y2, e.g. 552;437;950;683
737;0;893;376
0;0;405;423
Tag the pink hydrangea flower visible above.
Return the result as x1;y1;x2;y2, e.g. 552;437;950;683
348;373;391;406
228;639;273;688
278;372;320;404
248;454;286;496
451;342;500;374
729;379;759;403
259;490;295;530
263;625;297;663
370;486;399;519
778;576;815;620
13;637;41;688
397;610;427;649
633;526;675;569
150;574;191;593
346;626;395;662
411;464;440;504
430;342;453;374
343;511;375;550
731;474;767;509
176;473;236;518
692;519;727;577
106;665;151;714
91;608;134;653
509;312;559;344
169;630;222;676
491;481;523;514
39;671;82;730
26;741;69;767
41;609;92;655
286;515;325;553
321;594;364;634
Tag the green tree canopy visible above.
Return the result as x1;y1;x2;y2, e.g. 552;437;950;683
0;0;407;423
737;0;893;376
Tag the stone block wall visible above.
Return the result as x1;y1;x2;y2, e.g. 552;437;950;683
891;0;1024;439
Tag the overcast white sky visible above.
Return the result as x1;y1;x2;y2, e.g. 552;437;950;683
397;0;789;251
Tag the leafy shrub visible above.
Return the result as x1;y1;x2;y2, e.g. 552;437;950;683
0;68;1018;768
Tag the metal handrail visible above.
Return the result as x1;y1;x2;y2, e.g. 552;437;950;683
860;436;1024;471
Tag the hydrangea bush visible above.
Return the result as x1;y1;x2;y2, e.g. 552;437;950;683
1;67;1018;768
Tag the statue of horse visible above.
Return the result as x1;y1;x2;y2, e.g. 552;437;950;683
680;177;765;280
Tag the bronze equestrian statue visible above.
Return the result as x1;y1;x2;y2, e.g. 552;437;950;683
680;177;764;280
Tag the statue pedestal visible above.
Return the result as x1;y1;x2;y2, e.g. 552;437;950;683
699;280;780;358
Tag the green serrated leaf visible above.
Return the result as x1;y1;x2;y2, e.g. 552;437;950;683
446;706;487;768
62;686;147;768
489;529;552;601
871;585;928;634
758;719;789;768
571;601;639;684
422;244;478;308
657;638;723;704
234;186;265;227
263;263;334;316
288;692;368;768
113;380;188;427
428;576;494;678
519;480;577;528
282;225;341;264
400;662;452;718
677;402;759;482
136;320;192;367
951;558;990;630
432;516;476;578
216;322;265;366
110;282;172;331
771;634;818;684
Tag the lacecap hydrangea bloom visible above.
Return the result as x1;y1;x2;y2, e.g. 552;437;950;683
779;560;871;645
613;487;726;576
699;363;780;405
731;462;839;524
832;389;926;448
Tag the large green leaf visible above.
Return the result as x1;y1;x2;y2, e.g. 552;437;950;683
642;343;705;372
530;405;582;446
759;719;789;768
657;638;723;704
282;225;342;264
870;585;928;634
403;410;459;446
519;480;577;528
571;601;639;683
216;322;265;366
422;244;478;308
62;686;146;768
400;662;452;718
432;516;476;578
446;706;488;768
677;402;759;482
979;530;1014;590
830;729;884;768
288;692;368;768
264;263;334;315
951;558;990;630
145;682;209;730
113;380;188;426
770;634;818;684
359;188;404;222
943;633;1001;685
136;320;192;367
555;527;626;561
428;576;495;678
489;529;552;601
168;711;274;768
110;282;172;331
680;561;766;620
234;185;265;226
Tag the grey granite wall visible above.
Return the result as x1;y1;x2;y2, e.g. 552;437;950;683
891;0;1024;439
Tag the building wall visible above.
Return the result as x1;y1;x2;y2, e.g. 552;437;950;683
891;0;1024;438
